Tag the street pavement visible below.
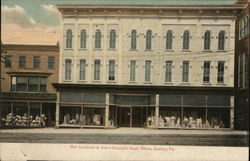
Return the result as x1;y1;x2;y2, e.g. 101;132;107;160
0;127;248;146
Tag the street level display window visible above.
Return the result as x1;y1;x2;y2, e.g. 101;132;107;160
109;105;117;127
83;108;105;126
13;102;28;116
60;107;81;125
207;108;230;128
182;107;206;128
159;107;181;128
30;103;41;117
146;106;155;127
0;102;12;118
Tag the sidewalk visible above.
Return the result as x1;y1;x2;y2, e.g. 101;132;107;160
0;127;248;135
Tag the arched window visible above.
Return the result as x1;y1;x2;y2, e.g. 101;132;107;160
183;30;190;50
66;29;72;48
95;30;101;49
218;31;225;50
166;30;173;49
80;30;87;49
109;30;116;49
204;31;211;50
146;30;152;50
131;30;137;50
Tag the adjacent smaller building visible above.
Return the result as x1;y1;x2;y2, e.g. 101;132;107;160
0;44;59;127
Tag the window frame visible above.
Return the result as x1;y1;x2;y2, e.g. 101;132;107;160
33;56;41;69
19;56;26;68
182;61;189;83
80;29;87;49
66;29;73;49
166;30;173;50
165;61;172;83
79;59;86;81
239;15;249;39
108;59;116;81
145;60;152;82
218;31;225;51
183;30;190;50
131;30;137;50
204;31;211;51
95;29;102;49
65;59;72;80
217;61;225;83
94;59;101;81
203;61;211;83
146;30;152;50
48;56;55;69
5;55;12;68
130;60;136;82
109;29;116;49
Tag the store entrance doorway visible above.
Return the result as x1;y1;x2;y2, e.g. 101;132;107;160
118;106;146;127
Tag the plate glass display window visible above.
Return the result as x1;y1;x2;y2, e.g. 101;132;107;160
159;107;181;128
13;102;28;116
59;107;81;125
109;105;117;127
146;106;155;127
207;108;230;128
30;103;41;117
1;102;12;118
83;108;105;126
182;107;206;128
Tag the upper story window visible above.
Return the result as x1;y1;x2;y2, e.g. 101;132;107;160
130;60;136;82
11;76;47;93
33;56;40;68
183;30;190;50
182;61;189;82
65;59;72;80
238;53;247;88
240;16;249;39
131;30;137;50
5;56;11;68
109;30;116;49
66;29;73;49
48;56;55;69
94;59;101;81
145;60;152;82
95;29;102;49
19;56;26;68
80;29;87;49
203;61;211;83
108;60;115;81
165;61;172;82
204;31;211;50
218;31;225;51
217;61;225;83
79;59;86;81
166;30;173;50
146;30;152;50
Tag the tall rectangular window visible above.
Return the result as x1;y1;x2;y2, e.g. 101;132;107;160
182;61;189;82
145;61;151;82
130;60;136;81
33;56;40;68
108;60;115;81
5;56;11;68
203;61;210;83
165;61;172;82
40;77;47;92
79;59;86;81
217;61;225;83
240;16;249;39
239;53;247;88
19;56;26;68
48;56;55;69
17;77;28;92
65;59;72;80
28;77;39;92
94;60;101;80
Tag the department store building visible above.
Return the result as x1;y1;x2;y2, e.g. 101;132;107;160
53;1;245;129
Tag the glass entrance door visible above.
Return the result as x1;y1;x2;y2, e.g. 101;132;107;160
132;107;146;127
118;107;131;127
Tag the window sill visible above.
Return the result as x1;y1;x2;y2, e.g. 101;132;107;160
165;49;174;52
181;82;190;85
164;82;173;85
107;81;116;83
79;48;88;51
203;50;212;52
63;80;72;82
78;80;87;82
128;81;137;84
217;50;227;52
93;48;102;51
144;49;153;52
182;50;191;52
144;82;152;84
108;48;117;51
216;83;226;86
203;83;212;86
92;80;102;83
64;48;73;50
130;49;138;51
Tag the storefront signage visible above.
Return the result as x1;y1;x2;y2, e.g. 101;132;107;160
115;95;148;105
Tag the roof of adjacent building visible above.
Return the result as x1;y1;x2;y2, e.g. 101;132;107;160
56;0;239;6
2;44;59;52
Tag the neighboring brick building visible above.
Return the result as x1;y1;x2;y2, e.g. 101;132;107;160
235;1;249;130
0;44;59;127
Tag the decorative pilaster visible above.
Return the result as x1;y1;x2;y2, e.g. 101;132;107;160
105;93;109;128
155;94;160;128
230;96;235;129
55;92;60;128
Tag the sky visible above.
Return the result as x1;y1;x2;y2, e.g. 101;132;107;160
0;0;242;45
